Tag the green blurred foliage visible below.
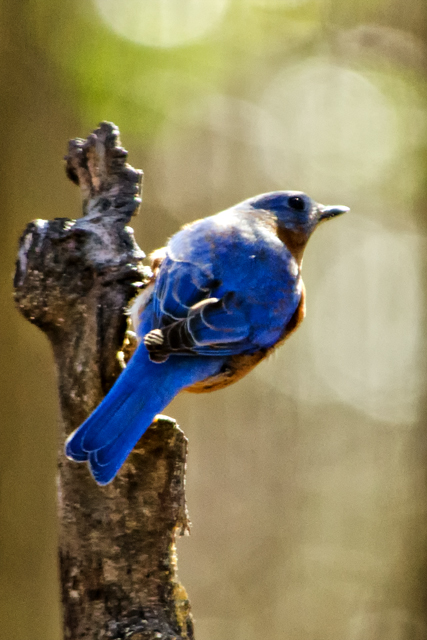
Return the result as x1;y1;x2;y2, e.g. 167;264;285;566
24;0;336;136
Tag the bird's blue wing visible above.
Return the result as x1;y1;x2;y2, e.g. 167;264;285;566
143;213;301;361
145;254;253;359
153;256;212;323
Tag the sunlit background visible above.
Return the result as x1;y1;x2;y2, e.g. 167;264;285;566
1;0;427;638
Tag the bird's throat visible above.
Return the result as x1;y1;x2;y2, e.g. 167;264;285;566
277;226;308;266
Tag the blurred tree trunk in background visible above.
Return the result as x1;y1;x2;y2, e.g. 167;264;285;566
0;2;75;637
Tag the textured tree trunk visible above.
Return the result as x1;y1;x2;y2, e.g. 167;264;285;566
14;122;194;640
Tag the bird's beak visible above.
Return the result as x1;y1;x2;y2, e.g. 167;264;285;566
318;204;350;222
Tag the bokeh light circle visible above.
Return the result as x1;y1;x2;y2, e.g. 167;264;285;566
310;222;423;425
249;0;309;6
258;60;398;202
255;214;424;426
93;0;229;48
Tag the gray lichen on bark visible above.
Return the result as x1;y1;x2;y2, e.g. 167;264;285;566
14;122;194;639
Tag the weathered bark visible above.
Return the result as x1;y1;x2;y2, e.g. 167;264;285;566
14;122;194;640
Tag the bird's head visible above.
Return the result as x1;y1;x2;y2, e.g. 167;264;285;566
248;190;349;263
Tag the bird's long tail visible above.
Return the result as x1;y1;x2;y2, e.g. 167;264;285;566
65;345;222;484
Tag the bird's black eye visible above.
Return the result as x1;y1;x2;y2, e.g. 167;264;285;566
288;196;305;211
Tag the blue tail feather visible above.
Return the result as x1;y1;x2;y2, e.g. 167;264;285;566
88;423;145;484
65;344;224;484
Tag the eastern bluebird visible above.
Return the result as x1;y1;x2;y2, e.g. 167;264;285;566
66;191;348;484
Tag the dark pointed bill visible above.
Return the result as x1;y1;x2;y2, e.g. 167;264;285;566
319;204;350;221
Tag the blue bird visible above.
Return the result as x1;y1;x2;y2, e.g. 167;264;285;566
66;191;348;484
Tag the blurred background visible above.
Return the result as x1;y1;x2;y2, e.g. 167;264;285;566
1;0;427;638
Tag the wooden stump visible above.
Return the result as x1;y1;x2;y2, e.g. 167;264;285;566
14;122;194;640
